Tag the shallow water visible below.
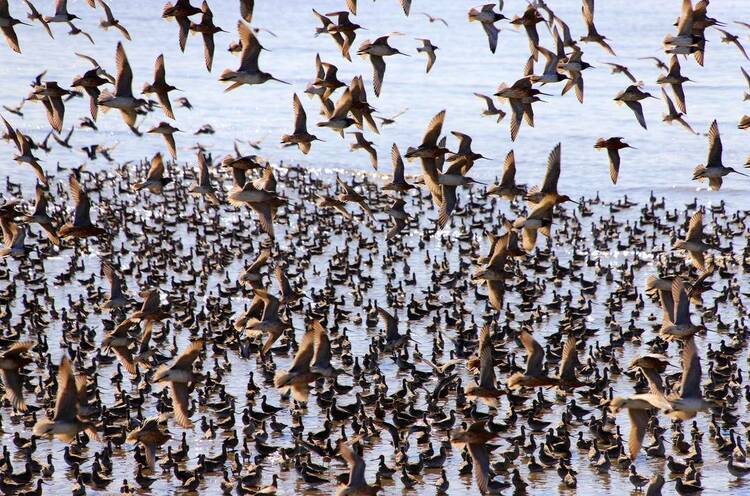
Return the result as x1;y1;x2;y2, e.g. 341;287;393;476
0;0;749;495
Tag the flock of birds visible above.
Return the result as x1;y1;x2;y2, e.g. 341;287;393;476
0;0;749;494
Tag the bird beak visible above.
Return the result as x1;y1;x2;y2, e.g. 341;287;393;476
272;77;291;85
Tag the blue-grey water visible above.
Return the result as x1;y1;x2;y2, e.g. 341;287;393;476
0;0;749;495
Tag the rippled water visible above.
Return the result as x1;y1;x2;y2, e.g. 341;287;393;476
0;0;749;495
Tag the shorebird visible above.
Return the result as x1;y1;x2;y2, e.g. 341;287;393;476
142;54;179;120
660;88;697;134
2;116;46;185
133;153;172;194
673;211;716;272
406;109;450;207
71;53;112;121
281;94;321;155
508;330;559;388
43;0;79;24
31;81;69;133
716;28;749;60
580;0;615;54
385;198;409;239
604;62;637;83
162;0;201;51
468;4;505;53
98;42;147;134
357;35;409;97
0;218;25;257
317;87;355;136
0;0;28;53
377;306;409;349
189;0;226;72
58;173;107;239
317;194;352;220
274;322;328;401
494;77;542;141
465;325;504;407
420;12;448;27
147;122;180;160
510;4;543;61
639;56;668;71
594;137;633;184
153;340;203;428
220;21;288;92
664;337;714;420
100;260;127;310
228;181;286;239
348;132;377;170
97;0;130;40
742;67;750;101
312;9;352;61
127;417;171;469
659;276;702;339
336;177;372;217
22;184;59;245
474;93;506;122
529;46;568;84
336;441;382;496
188;151;219;204
437;159;483;228
559;46;592;103
614;85;654;130
692;120;747;190
656;55;690;113
451;421;501;494
0;342;33;411
416;38;438;73
23;0;50;39
243;289;288;356
487;150;526;200
33;356;98;442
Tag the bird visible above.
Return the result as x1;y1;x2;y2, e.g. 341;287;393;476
357;35;409;97
508;329;560;388
58;173;107;239
147;122;181;160
0;0;29;53
133;153;172;194
100;260;127;310
142;54;179;120
672;212;715;272
420;12;448;26
153;340;203;428
189;0;226;72
0;342;34;411
716;28;749;60
580;0;616;55
126;417;171;469
71;52;112;121
468;4;505;53
243;289;288;355
465;325;504;407
348;132;377;170
188;151;220;204
656;55;690;113
22;0;50;40
614;85;654;130
474;93;506;122
660;87;697;134
451;421;501;494
2;116;46;185
594;137;633;184
220;21;288;92
692;120;747;190
487;150;525;199
31;81;69;133
162;0;201;51
281;93;320;155
98;42;147;134
43;0;79;24
96;0;130;40
32;356;98;442
336;441;382;495
416;38;438;73
604;62;637;83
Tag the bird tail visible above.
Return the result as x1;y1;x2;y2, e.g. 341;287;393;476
32;419;55;438
132;182;145;191
273;369;293;389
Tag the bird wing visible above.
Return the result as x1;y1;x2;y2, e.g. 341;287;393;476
288;330;315;374
53;357;79;422
173;340;203;370
114;42;133;98
541;143;561;194
422;110;445;147
679;337;702;399
238;21;261;73
706;120;722;167
520;330;545;376
478;325;496;389
686;211;703;241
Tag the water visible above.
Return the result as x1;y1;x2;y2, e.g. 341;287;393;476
0;0;749;494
